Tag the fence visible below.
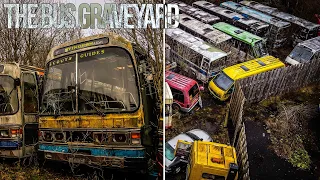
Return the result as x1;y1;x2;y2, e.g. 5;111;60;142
229;59;320;180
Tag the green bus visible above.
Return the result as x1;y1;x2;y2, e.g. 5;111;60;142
213;22;268;59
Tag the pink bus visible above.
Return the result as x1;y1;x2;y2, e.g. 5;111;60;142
165;71;203;113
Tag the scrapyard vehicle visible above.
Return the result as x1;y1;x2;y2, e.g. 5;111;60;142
201;0;291;49
165;71;203;113
285;36;320;65
168;0;220;25
0;63;43;158
38;33;160;173
165;129;213;174
213;22;268;59
190;1;269;38
166;28;229;83
239;1;320;45
174;140;238;180
208;55;285;101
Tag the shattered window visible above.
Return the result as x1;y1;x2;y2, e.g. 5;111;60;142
23;73;38;113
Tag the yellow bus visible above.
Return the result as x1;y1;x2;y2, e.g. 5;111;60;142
38;33;158;173
208;55;285;101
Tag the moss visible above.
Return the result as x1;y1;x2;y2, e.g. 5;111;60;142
289;148;311;170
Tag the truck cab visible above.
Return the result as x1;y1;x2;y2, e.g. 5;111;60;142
175;140;238;180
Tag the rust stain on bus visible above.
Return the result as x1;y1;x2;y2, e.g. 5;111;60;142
39;108;144;129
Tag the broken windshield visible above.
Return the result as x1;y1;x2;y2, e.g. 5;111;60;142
0;76;18;115
41;54;76;115
213;72;234;91
289;45;314;63
40;47;139;116
78;47;139;114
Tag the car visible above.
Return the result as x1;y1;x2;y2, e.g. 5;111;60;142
165;129;213;174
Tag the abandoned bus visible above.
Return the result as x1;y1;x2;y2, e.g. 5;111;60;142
178;14;232;49
0;63;43;158
168;0;220;25
191;1;269;38
214;1;291;48
240;1;320;45
285;36;320;65
38;33;149;171
208;55;285;101
166;28;229;82
213;22;268;59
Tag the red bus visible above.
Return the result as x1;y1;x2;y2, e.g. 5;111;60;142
165;71;203;113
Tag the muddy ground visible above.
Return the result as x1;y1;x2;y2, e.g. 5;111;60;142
243;84;320;179
165;87;230;145
0;159;148;180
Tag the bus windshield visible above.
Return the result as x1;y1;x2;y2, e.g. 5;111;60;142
289;45;314;63
254;40;268;58
213;72;234;91
0;76;18;115
41;47;139;115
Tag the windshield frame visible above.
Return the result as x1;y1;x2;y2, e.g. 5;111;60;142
213;72;234;91
40;47;141;116
0;75;19;116
289;45;314;63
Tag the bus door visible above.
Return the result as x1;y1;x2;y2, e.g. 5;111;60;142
199;57;210;81
21;72;39;156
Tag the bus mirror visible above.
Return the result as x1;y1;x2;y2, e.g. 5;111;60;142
140;125;154;147
14;78;20;87
199;86;204;91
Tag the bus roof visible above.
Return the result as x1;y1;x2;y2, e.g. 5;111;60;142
223;55;285;80
165;82;173;104
165;71;197;92
220;1;291;28
169;0;220;24
213;22;263;46
192;1;269;31
179;13;232;44
299;36;320;52
193;141;237;171
45;33;132;64
166;28;228;62
240;1;320;30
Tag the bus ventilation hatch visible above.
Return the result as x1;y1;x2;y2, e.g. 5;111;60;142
240;65;250;71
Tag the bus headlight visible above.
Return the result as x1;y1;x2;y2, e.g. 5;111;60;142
0;130;9;137
113;133;127;143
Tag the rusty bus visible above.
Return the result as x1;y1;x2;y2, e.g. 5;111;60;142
38;33;158;173
0;63;43;158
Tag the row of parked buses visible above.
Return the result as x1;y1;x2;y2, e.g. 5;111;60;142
0;33;163;176
165;1;320;178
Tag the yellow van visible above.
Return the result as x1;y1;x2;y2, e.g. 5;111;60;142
208;56;285;101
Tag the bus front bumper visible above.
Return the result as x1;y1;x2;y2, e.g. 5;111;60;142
38;144;147;171
208;86;229;101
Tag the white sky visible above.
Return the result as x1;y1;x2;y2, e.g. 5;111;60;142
62;0;114;36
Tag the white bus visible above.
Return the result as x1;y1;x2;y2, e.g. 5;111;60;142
285;36;320;65
168;0;220;25
166;28;229;82
165;82;173;129
240;0;320;45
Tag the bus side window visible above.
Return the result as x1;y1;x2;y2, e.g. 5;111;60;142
22;73;38;113
171;88;184;104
